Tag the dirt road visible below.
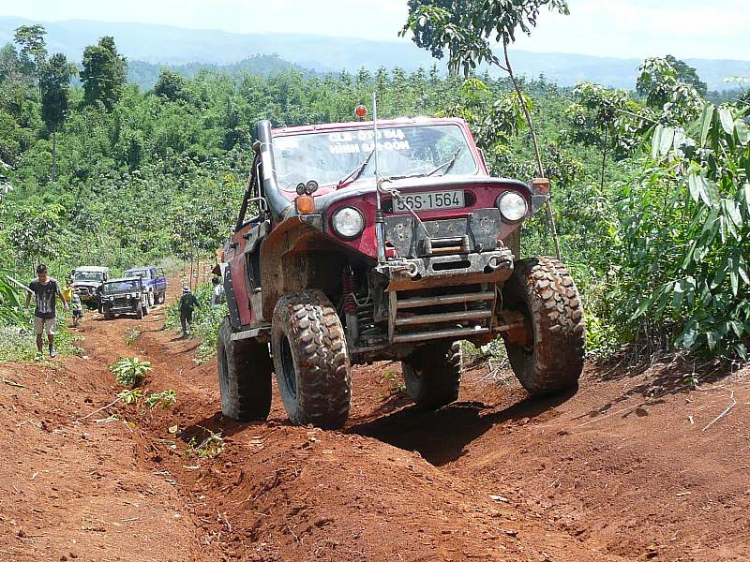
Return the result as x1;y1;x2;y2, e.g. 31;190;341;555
1;290;748;561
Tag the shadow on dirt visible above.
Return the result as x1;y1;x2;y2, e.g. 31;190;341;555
179;411;268;443
348;388;577;466
579;358;731;422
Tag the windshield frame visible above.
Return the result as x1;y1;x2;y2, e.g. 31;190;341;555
271;121;480;193
103;279;143;295
124;268;151;279
74;271;104;282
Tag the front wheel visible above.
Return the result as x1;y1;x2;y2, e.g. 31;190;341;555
271;290;351;429
402;341;462;409
217;317;272;421
502;257;585;395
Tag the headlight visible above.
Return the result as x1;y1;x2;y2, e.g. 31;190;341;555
497;191;528;223
331;207;365;239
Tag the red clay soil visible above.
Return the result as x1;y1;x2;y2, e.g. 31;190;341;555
1;287;748;561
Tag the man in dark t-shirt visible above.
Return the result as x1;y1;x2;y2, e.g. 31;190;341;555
25;264;68;359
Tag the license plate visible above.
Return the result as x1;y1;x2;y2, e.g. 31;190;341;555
393;190;465;212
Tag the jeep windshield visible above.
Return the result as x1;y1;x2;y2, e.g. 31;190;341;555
74;271;104;282
272;124;478;191
103;280;142;295
124;268;150;279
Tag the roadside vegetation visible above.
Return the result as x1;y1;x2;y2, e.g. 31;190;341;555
1;10;748;370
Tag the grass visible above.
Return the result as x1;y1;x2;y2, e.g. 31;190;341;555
186;430;225;459
124;327;142;345
0;313;83;363
381;369;406;396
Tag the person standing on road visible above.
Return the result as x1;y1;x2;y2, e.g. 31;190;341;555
179;286;200;338
25;264;68;359
210;276;225;309
70;292;83;328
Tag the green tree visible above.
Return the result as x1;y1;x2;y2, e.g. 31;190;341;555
636;57;705;124
39;53;75;180
637;55;707;98
402;0;569;257
80;36;127;110
13;25;47;78
153;69;185;102
567;82;644;189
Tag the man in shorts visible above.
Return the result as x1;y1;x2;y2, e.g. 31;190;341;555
25;264;68;359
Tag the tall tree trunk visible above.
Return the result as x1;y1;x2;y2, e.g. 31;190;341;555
600;130;609;192
501;43;561;261
51;129;58;182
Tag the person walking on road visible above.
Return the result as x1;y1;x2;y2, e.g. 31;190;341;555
179;286;200;338
25;264;68;360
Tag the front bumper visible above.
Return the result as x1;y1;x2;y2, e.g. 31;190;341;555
102;297;141;313
381;247;514;291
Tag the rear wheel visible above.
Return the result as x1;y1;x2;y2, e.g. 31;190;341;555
217;317;272;421
402;341;462;409
271;290;351;429
503;257;585;395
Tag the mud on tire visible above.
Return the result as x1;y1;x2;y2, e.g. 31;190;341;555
271;290;351;429
402;341;462;409
503;257;585;395
217;317;272;421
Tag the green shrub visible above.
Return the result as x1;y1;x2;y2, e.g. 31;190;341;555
109;357;152;387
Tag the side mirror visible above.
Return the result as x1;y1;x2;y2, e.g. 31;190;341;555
531;178;551;195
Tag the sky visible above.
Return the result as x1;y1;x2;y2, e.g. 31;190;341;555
1;0;748;60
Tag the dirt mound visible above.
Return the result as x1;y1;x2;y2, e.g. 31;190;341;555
2;282;749;561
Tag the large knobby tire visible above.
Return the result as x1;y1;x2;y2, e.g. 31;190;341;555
217;317;272;421
271;290;351;429
402;341;462;409
503;257;585;395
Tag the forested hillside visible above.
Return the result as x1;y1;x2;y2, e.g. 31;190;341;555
3;16;750;92
1;23;749;361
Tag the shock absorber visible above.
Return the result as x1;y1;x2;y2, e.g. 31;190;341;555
343;266;360;345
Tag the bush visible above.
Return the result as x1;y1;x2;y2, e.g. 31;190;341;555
109;356;152;387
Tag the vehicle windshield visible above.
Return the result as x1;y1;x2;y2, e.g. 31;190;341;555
125;269;149;279
103;280;141;295
272;124;478;191
74;271;104;282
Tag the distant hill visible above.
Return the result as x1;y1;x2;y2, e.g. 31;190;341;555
128;56;313;90
2;16;749;91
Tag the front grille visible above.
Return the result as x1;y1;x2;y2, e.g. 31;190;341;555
389;284;496;344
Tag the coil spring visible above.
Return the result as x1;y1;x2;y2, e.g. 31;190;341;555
342;267;358;315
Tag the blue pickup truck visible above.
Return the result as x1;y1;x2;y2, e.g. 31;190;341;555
123;266;167;306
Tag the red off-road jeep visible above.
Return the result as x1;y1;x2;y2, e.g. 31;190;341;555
218;114;585;428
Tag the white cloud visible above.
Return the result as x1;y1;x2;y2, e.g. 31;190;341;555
513;0;750;59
